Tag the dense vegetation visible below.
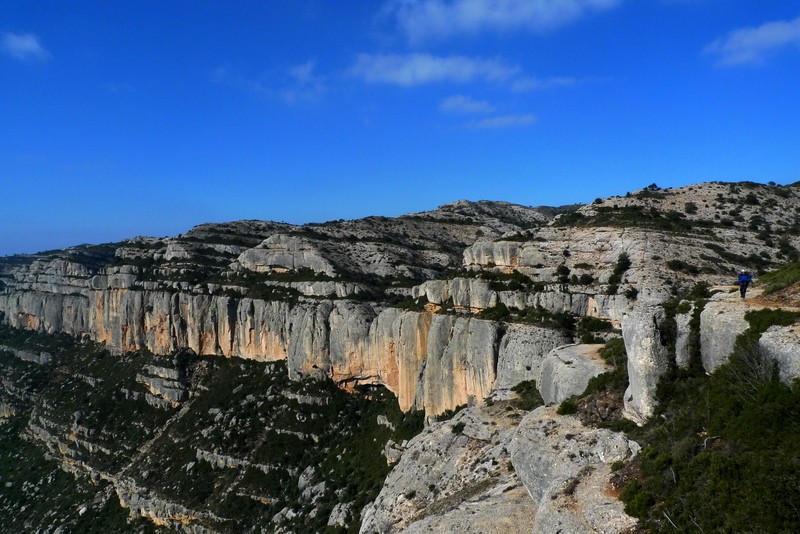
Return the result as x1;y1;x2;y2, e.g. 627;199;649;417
548;282;800;533
617;308;800;532
0;325;424;533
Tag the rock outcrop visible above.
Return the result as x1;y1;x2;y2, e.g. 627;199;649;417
699;296;750;373
759;323;800;383
494;323;571;391
0;258;583;416
361;402;638;534
538;343;608;404
509;406;639;534
3;183;800;422
622;305;669;425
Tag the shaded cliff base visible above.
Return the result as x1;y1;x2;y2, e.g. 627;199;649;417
0;324;427;533
3;307;800;533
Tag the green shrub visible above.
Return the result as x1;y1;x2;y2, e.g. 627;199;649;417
556;398;578;415
624;287;639;300
760;263;800;294
478;303;511;321
511;380;544;411
620;304;800;533
666;259;699;275
556;264;571;283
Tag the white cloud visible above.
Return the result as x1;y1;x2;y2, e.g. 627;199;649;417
705;15;800;66
289;60;317;84
2;32;49;61
440;94;495;113
511;75;579;91
471;113;537;128
350;53;519;86
385;0;622;43
283;60;325;103
213;61;325;104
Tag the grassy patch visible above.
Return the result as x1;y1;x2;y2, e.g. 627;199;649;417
759;262;800;294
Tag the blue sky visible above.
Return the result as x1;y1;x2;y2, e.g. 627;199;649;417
2;1;800;256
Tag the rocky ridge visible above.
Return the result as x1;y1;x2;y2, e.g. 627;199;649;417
2;181;800;532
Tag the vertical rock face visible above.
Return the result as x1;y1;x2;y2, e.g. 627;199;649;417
699;296;800;384
0;274;517;415
759;323;800;383
494;324;571;391
538;344;608;405
421;316;499;416
622;305;669;425
699;299;749;373
236;234;336;275
674;302;695;369
0;276;608;418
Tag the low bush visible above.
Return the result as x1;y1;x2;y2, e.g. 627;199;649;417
510;380;544;411
759;262;800;294
620;307;800;532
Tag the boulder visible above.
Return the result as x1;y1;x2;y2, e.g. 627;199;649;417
494;324;571;391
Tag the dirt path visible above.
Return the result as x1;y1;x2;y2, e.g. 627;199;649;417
712;284;800;312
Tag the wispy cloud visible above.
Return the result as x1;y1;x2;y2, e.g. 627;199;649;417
2;32;49;61
350;53;519;86
705;15;800;66
283;60;326;103
384;0;622;43
471;113;537;128
440;94;495;114
511;75;581;92
213;61;325;104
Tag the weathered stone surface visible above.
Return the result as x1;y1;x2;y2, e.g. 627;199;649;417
494;323;571;391
359;402;533;534
699;297;749;373
116;478;219;533
237;235;335;275
402;485;536;534
328;502;352;528
759;323;800;383
538;343;608;404
622;305;669;424
509;406;639;534
462;241;522;271
413;278;498;310
421;315;499;416
0;345;52;365
674;302;695;369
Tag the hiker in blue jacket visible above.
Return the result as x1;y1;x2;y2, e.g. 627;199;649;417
738;269;752;299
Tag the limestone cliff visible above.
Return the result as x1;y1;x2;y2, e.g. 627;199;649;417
3;181;800;533
2;182;800;419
